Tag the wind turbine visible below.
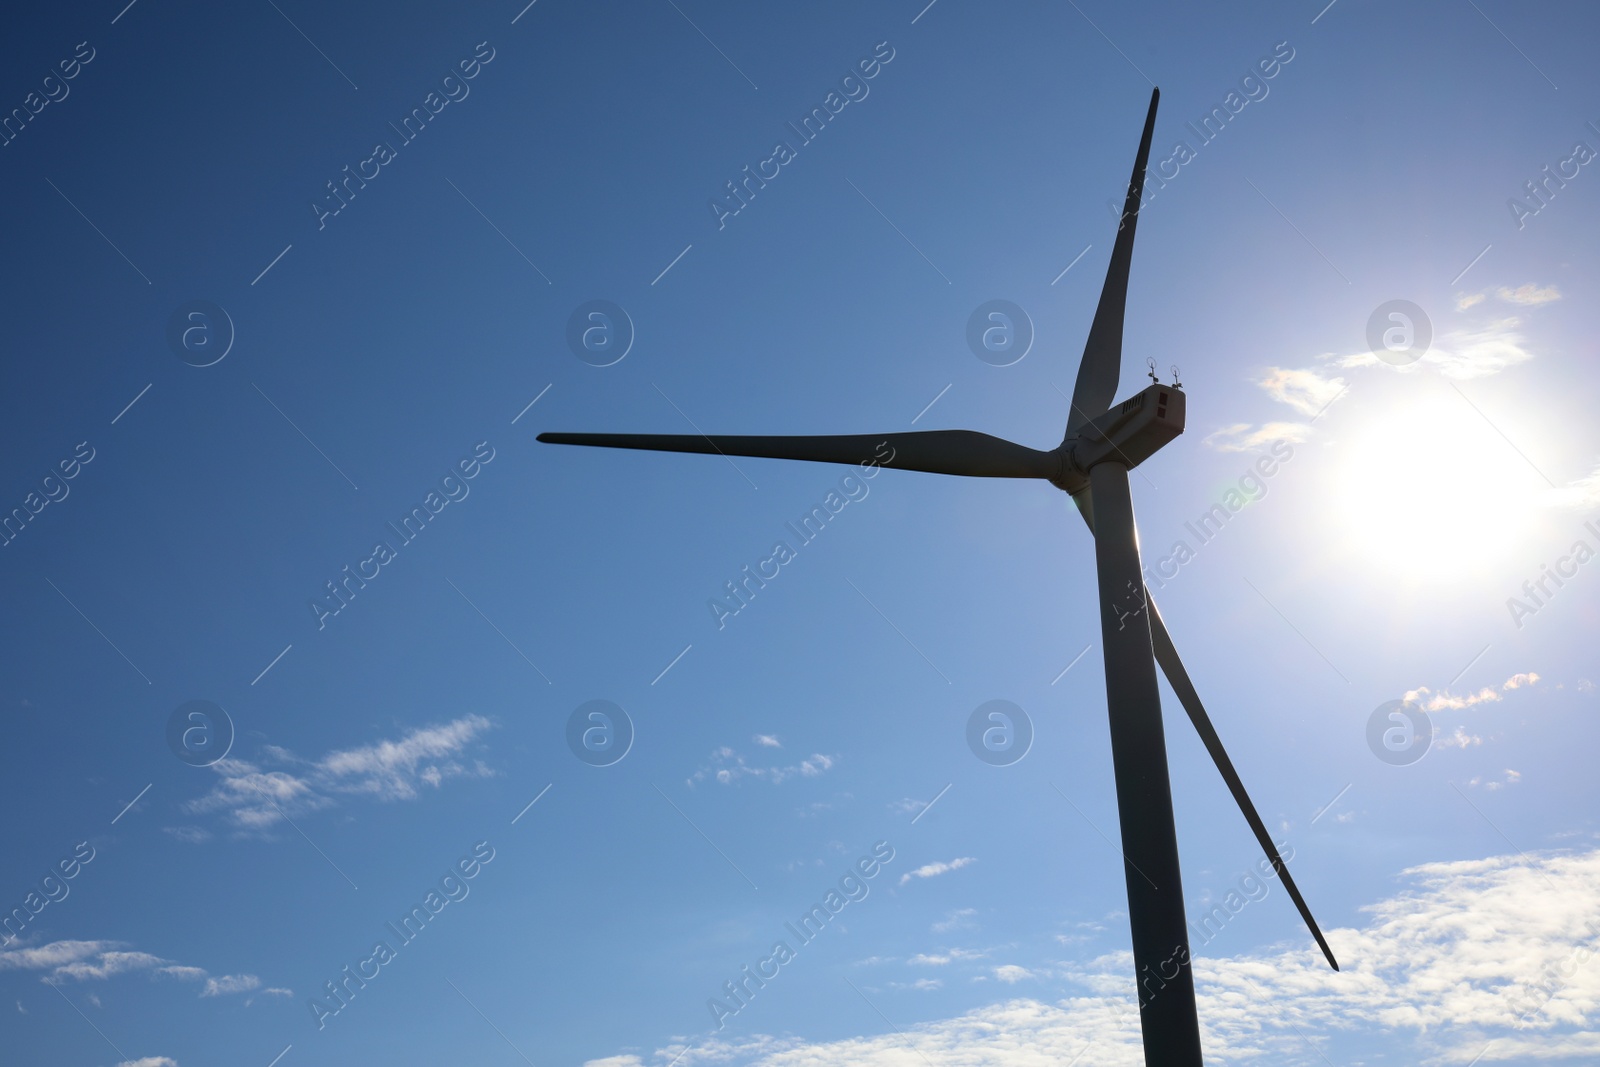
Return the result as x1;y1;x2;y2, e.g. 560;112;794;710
538;88;1338;1065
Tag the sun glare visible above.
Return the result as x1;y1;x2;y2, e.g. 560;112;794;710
1330;395;1544;580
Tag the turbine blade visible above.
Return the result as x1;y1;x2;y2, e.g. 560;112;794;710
1147;603;1342;972
537;430;1058;479
1067;88;1160;436
1071;487;1340;971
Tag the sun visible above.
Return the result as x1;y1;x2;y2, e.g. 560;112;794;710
1328;392;1545;580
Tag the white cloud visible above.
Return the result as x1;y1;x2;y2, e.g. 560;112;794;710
184;716;493;830
1201;367;1345;454
1429;318;1539;378
1456;285;1561;310
1224;303;1546;463
48;952;168;982
260;987;294;997
908;948;988;967
993;965;1034;984
887;978;943;991
45;951;207;984
688;747;836;786
1334;318;1535;379
0;939;229;993
1497;283;1561;306
1256;367;1347;417
593;847;1600;1067
899;857;977;886
1404;672;1541;713
316;715;493;800
1468;769;1522;791
201;974;261;997
797;795;853;818
753;734;782;748
182;762;330;831
1202;422;1312;453
933;908;977;934
1548;462;1600;511
1437;725;1484;749
117;1059;178;1067
162;826;213;845
1405;685;1501;711
0;940;121;972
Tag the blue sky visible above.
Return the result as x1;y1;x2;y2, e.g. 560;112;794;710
2;1;1599;1065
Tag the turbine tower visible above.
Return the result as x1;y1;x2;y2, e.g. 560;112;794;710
539;88;1338;1065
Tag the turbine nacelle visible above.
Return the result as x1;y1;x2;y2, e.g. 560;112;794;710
1052;382;1186;494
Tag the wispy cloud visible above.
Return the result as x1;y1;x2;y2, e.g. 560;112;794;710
1548;462;1600;511
796;794;853;818
183;715;494;830
933;908;977;933
1425;318;1539;378
161;826;212;845
1437;725;1484;749
13;944;205;985
591;847;1600;1067
118;1058;179;1067
1456;283;1560;309
201;974;260;997
1497;283;1561;306
899;857;976;886
1257;367;1346;417
908;948;985;967
316;715;494;799
993;964;1035;983
50;952;190;983
0;940;120;973
1405;672;1540;712
1466;768;1522;791
1405;685;1501;711
1233;299;1550;455
688;747;836;786
182;762;332;831
1333;317;1535;379
753;734;782;748
3;939;280;999
1203;421;1312;453
1205;365;1343;450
